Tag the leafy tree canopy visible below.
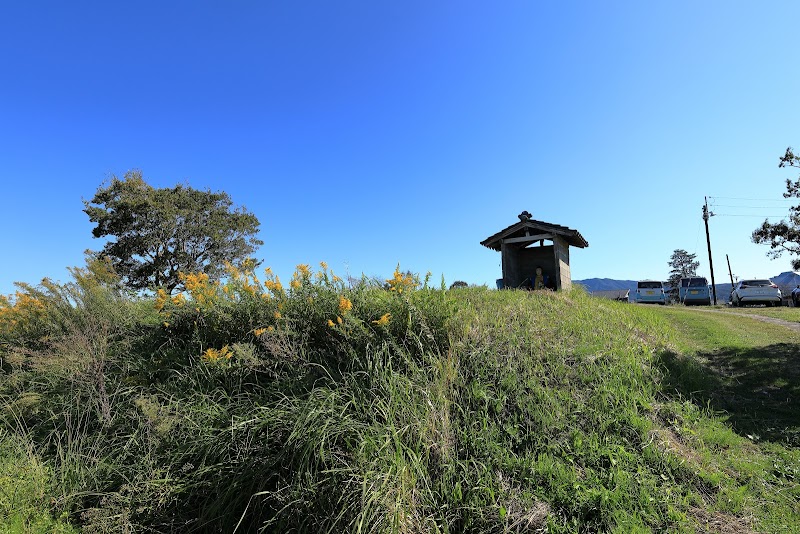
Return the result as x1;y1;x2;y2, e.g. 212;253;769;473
752;147;800;270
84;170;263;293
667;249;699;290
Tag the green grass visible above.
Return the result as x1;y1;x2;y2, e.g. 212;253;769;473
713;304;800;323
1;271;799;532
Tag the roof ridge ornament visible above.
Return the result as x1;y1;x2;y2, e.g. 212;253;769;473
518;211;532;221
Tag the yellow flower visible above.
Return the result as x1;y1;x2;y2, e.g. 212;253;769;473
274;311;282;319
327;319;335;327
336;316;342;324
163;322;170;327
171;293;186;306
296;264;311;278
154;289;168;311
290;279;301;289
254;328;267;336
202;345;233;362
386;266;416;294
319;261;328;270
338;295;352;313
267;326;274;332
372;313;391;326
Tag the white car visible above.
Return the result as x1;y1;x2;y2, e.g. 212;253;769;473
730;279;782;307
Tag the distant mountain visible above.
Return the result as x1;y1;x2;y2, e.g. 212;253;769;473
576;271;800;302
574;278;637;292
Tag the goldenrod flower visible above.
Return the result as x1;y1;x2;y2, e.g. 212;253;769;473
319;261;328;270
202;345;233;362
327;319;335;327
386;266;416;294
336;316;342;324
267;326;274;332
372;313;391;326
171;293;186;306
254;328;267;336
296;264;310;277
338;295;352;313
154;289;168;311
290;279;301;289
274;311;282;319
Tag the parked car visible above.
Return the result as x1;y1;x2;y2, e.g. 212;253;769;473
730;279;782;307
634;280;666;304
791;285;800;306
679;276;711;305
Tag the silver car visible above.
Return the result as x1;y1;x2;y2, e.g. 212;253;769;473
730;279;782;307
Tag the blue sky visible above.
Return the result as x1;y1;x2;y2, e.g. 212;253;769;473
2;1;800;295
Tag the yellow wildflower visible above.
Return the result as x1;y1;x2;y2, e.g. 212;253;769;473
296;264;310;278
372;313;391;326
163;322;170;328
171;293;186;306
202;345;233;362
267;326;274;332
154;289;168;311
386;266;416;294
319;261;328;270
274;311;282;319
254;328;267;336
338;296;352;313
336;316;342;324
290;279;301;289
327;319;335;327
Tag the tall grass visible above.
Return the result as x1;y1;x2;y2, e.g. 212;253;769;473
1;264;798;532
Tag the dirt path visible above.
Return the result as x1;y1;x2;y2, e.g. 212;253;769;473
689;307;800;332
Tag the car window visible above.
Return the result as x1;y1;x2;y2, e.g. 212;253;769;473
638;281;663;289
742;280;771;287
687;277;707;287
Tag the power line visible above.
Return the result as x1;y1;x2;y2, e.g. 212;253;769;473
711;204;795;209
714;213;787;218
709;195;794;202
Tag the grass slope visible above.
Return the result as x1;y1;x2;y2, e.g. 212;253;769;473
0;269;798;532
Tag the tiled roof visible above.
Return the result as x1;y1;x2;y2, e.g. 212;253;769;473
480;215;589;251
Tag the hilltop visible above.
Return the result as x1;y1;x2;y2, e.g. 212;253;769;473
1;269;798;532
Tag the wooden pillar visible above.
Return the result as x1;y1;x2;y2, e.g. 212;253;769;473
553;236;571;291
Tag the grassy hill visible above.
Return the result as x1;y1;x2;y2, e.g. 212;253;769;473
1;265;798;532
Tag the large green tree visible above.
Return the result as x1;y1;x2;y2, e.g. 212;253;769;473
752;147;800;270
667;249;699;290
84;170;263;293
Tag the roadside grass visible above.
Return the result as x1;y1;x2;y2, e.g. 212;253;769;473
655;306;800;532
1;268;799;532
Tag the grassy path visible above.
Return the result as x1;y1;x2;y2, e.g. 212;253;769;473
682;305;800;333
655;305;800;445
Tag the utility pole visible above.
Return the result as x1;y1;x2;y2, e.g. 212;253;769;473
726;254;735;287
703;197;718;305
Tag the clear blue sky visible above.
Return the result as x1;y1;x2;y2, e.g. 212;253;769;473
2;1;800;295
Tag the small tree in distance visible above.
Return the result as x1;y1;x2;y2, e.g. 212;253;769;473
84;170;263;294
667;249;699;291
